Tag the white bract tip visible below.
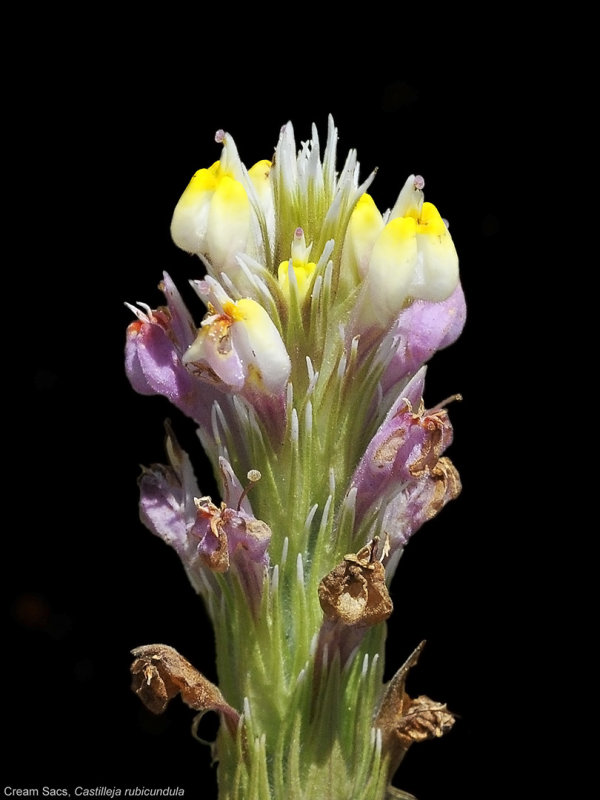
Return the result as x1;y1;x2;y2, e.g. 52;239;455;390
296;552;305;584
270;564;279;592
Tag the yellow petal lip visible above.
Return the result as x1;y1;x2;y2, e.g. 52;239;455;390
354;192;378;216
416;202;448;237
248;159;272;181
212;174;249;210
382;216;417;243
183;161;222;197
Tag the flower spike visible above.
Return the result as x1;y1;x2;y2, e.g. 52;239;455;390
125;117;465;799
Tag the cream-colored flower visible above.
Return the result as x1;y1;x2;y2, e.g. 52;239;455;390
170;131;272;274
183;278;291;398
354;175;459;332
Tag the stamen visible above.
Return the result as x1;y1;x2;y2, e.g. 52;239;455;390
428;393;463;414
236;469;262;511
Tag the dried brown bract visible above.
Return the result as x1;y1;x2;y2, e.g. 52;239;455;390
130;643;239;734
318;538;393;627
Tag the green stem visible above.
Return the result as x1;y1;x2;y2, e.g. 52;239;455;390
213;565;392;799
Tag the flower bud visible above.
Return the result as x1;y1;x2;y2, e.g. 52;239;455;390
339;193;384;293
277;227;317;303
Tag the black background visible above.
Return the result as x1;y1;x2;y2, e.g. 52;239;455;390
5;22;545;800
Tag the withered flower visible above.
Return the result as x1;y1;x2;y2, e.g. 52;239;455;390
130;644;239;735
318;539;393;628
376;642;455;782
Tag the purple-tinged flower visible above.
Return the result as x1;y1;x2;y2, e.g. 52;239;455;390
191;495;271;578
138;428;202;568
183;276;291;400
382;455;461;566
381;283;466;396
125;271;291;446
348;368;456;528
139;430;271;602
177;276;291;441
125;272;221;434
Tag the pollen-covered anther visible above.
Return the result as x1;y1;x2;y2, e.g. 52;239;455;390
318;539;393;627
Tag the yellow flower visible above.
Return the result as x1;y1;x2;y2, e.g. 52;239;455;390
170;130;272;274
355;176;459;331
